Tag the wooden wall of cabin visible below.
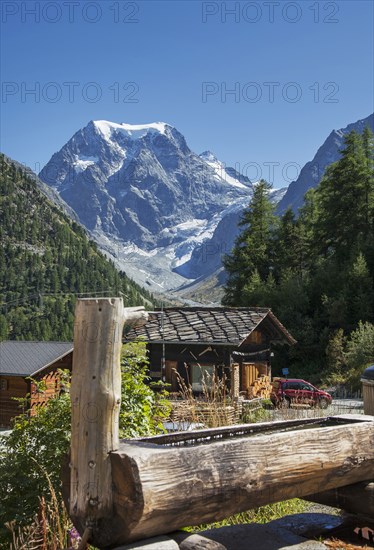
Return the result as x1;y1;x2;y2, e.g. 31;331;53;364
147;343;232;394
0;376;29;428
147;330;272;395
0;352;73;428
236;329;272;391
30;353;73;414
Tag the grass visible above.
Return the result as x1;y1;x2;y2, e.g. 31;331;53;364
170;367;239;427
5;494;73;550
185;499;308;532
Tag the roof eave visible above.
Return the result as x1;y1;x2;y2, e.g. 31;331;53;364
125;339;238;347
0;347;74;378
265;311;297;345
238;311;269;347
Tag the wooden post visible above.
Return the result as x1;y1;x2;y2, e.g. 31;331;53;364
363;382;374;415
69;298;147;540
362;365;374;415
230;363;240;399
305;481;374;519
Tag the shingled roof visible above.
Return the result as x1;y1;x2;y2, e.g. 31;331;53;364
124;307;295;346
0;341;73;377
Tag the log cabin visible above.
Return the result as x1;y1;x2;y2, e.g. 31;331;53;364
124;307;296;397
0;341;73;428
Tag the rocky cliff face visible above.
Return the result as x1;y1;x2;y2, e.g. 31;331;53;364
277;113;374;215
40;121;251;250
38;114;373;298
40;115;372;297
39;120;258;291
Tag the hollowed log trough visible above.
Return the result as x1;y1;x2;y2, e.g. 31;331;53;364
63;299;374;549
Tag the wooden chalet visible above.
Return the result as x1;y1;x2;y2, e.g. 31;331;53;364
0;341;73;428
124;307;296;396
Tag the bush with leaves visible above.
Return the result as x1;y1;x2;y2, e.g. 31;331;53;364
344;321;374;388
0;342;170;545
323;322;374;390
0;373;71;545
119;341;171;438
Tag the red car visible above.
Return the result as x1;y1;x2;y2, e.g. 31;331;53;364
271;378;332;409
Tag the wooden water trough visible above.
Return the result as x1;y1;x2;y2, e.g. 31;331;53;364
63;298;374;549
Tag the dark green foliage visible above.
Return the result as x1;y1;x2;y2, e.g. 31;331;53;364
324;322;374;389
0;375;71;542
314;130;374;262
223;129;374;382
223;180;277;305
0;155;155;340
0;343;170;544
119;341;171;438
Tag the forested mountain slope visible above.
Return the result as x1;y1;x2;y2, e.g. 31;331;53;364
0;154;154;340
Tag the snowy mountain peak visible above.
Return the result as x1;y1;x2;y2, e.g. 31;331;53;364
39;118;253;254
199;151;250;191
200;150;219;163
38;119;289;294
92;120;169;141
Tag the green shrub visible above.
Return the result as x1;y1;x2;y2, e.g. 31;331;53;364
0;375;71;544
119;341;171;438
323;321;374;390
0;342;170;545
345;321;374;379
241;401;273;423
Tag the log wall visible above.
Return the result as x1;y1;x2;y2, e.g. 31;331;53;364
0;352;73;427
30;353;73;414
0;376;28;427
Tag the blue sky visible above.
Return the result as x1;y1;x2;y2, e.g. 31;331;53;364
1;0;373;187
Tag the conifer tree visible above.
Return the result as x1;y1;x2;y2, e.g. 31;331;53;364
314;130;374;262
223;128;374;379
223;179;277;305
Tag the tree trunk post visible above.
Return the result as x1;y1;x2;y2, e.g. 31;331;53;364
69;298;147;534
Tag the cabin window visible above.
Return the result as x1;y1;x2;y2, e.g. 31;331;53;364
0;379;8;391
191;364;215;393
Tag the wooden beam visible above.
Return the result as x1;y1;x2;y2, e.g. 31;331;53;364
65;416;374;547
69;298;147;544
230;363;240;399
305;481;374;519
64;415;374;547
106;416;374;546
